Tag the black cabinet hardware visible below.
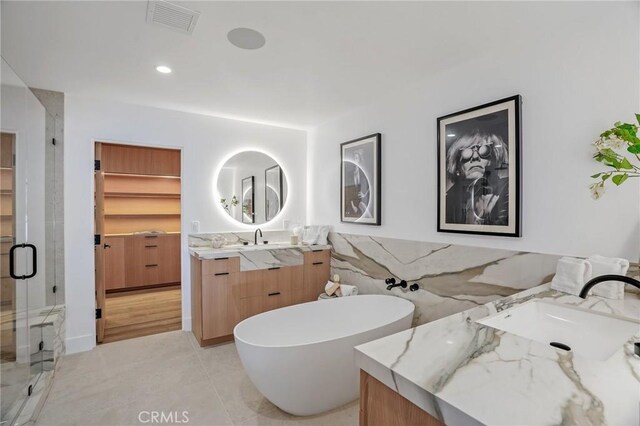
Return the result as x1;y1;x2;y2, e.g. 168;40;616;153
312;249;324;252
312;261;323;265
268;292;281;296
145;264;158;267
268;266;280;270
144;235;158;239
214;257;229;261
214;272;229;276
145;245;157;248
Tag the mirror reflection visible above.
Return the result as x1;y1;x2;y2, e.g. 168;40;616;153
218;151;287;225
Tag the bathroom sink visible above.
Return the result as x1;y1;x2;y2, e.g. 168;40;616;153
477;300;640;361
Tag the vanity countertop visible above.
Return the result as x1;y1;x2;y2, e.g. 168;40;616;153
189;243;332;271
355;283;640;426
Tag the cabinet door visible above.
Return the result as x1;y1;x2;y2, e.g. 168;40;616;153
263;267;292;311
289;265;306;305
202;272;240;339
303;250;331;301
158;234;181;284
104;236;125;290
125;235;160;287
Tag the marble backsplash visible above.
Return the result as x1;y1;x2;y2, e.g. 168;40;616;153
330;233;565;326
188;230;292;247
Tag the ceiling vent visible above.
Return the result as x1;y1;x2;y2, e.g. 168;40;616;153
146;1;200;34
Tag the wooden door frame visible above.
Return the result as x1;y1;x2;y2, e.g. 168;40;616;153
93;139;184;344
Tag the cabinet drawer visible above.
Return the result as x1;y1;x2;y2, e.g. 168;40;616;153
104;236;125;290
202;257;240;276
304;249;331;266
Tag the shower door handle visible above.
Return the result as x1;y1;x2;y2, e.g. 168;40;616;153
9;243;37;280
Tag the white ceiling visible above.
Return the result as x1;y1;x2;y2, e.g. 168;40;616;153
1;1;576;129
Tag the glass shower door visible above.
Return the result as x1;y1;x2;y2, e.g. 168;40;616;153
0;58;50;425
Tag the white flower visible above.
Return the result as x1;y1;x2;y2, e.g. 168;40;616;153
589;182;605;200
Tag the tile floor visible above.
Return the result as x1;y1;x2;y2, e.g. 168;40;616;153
36;331;359;426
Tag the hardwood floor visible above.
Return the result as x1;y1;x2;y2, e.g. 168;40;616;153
103;286;181;344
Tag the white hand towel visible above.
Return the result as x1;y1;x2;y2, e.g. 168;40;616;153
339;284;358;297
587;255;629;299
551;257;592;296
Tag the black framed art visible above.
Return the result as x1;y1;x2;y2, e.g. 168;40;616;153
265;164;283;222
340;133;381;225
241;176;255;224
437;95;522;237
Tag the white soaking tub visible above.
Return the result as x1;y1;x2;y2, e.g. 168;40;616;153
233;294;415;416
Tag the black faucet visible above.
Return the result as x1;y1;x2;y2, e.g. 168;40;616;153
254;228;263;245
385;278;407;291
579;274;640;298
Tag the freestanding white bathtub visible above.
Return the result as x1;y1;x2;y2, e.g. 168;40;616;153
233;294;415;416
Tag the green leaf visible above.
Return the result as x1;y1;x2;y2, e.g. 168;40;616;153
635;113;640;125
620;157;634;169
612;174;629;186
602;174;610;181
628;144;640;154
590;173;602;178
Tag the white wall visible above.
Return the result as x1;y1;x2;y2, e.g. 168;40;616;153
308;2;640;261
64;96;306;353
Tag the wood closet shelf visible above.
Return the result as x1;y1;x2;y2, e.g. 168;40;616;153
104;192;181;198
103;172;181;179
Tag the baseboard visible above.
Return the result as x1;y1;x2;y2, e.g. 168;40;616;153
65;334;95;354
182;316;191;332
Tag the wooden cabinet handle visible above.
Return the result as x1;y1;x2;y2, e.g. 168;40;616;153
268;292;280;296
312;261;324;265
145;264;158;267
145;245;158;248
214;272;229;276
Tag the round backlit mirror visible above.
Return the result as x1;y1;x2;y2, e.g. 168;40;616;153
217;151;288;225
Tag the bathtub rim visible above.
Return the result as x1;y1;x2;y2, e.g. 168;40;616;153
233;294;415;349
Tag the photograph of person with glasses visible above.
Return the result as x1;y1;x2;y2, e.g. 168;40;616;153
444;130;509;225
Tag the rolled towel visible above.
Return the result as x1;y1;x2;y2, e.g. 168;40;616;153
551;257;592;296
340;284;358;297
587;255;629;299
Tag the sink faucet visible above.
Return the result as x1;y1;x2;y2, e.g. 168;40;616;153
579;274;640;298
254;228;263;245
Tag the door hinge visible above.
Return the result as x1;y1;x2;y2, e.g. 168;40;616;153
38;341;44;351
94;160;101;171
94;234;101;246
52;285;57;294
52;138;56;146
28;384;33;396
96;308;102;320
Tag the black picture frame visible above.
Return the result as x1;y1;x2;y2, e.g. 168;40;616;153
264;165;283;222
436;95;522;237
340;133;381;225
241;176;255;224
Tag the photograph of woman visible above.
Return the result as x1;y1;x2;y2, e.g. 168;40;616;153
437;96;521;236
341;133;381;225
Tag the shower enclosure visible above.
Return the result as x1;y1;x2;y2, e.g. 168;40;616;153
1;58;64;425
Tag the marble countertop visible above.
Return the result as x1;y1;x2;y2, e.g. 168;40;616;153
189;243;331;259
355;284;640;426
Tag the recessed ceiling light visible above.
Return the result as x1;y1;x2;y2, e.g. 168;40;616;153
227;28;266;50
155;65;172;74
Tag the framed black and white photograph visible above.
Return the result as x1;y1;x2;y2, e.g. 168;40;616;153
341;133;381;225
265;165;283;222
241;176;255;224
437;95;521;237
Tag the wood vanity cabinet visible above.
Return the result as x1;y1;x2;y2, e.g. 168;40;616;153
360;371;444;426
191;249;331;347
105;233;181;291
